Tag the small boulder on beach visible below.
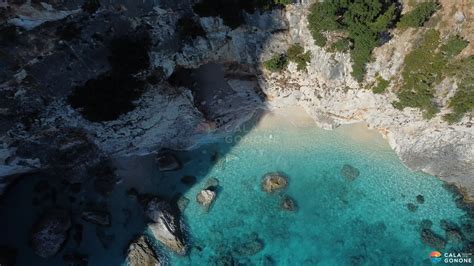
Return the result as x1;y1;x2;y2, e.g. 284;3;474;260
262;173;288;193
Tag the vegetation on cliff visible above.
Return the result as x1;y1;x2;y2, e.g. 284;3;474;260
264;44;311;72
372;76;390;94
443;56;474;123
308;0;400;81
287;44;312;71
264;54;288;72
392;29;469;120
397;1;439;29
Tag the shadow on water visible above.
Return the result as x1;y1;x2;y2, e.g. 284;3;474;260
0;0;281;265
2;1;474;265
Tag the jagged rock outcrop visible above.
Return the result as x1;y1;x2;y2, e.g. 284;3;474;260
0;0;472;203
126;235;164;266
30;209;71;258
144;198;187;256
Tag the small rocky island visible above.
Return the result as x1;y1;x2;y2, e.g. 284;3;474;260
0;0;473;265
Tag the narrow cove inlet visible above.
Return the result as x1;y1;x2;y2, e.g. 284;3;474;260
1;107;470;265
1;1;473;265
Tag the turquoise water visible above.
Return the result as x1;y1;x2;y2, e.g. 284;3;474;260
168;120;467;265
0;114;470;265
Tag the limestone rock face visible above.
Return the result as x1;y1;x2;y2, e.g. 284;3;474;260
145;198;187;256
126;235;162;266
262;173;288;193
0;0;472;203
30;209;71;258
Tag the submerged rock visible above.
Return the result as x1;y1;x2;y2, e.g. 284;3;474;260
262;255;275;266
446;229;463;244
145;198;187;255
126;235;163;266
156;153;181;171
420;219;433;229
205;177;220;190
30;209;71;258
262;173;288;193
280;195;298;212
180;175;197;186
420;229;446;249
197;189;217;211
406;203;417;212
341;164;360;181
81;210;111;226
63;253;88;266
232;237;264;257
96;227;115;249
416;195;425;204
177;196;190;212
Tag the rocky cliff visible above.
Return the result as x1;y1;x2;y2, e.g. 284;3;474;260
0;0;472;200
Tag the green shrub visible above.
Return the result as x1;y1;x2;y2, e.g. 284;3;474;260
372;76;390;94
392;29;442;118
397;2;439;29
330;38;351;52
274;0;292;4
440;35;469;58
287;44;311;71
307;1;400;81
443;56;474;123
393;30;470;120
264;54;288;72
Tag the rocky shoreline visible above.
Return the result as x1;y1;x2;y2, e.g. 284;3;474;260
0;0;473;263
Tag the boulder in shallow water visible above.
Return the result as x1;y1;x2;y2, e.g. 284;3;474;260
205;177;219;190
446;229;463;244
145;198;187;255
155;153;181;171
262;173;288;193
341;164;360;181
420;219;433;229
232;237;264;257
406;203;417;212
177;196;190;212
416;195;424;204
280;195;298;212
30;209;71;258
126;235;163;266
420;229;446;249
197;189;217;211
81;210;111;226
